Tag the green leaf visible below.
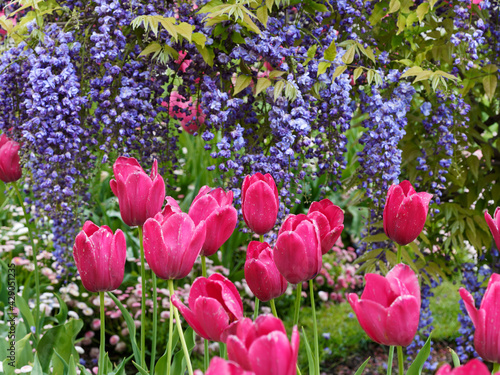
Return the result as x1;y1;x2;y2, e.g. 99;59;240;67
484;64;498;74
175;22;193;42
483;75;497;101
354;357;371;375
273;80;285;101
353;67;363;82
388;0;400;13
196;44;214;66
16;333;33;368
255;77;272;95
234;75;252;95
132;361;149;375
369;1;389;25
16;295;35;331
242;13;261;34
256;5;268;27
450;348;460;368
108;355;133;375
68;355;77;375
353;249;383;265
305;44;318;65
108;292;141;364
171;328;196;375
331;65;347;81
416;2;429;22
192;32;207;47
301;327;315;375
139;42;162;57
317;61;331;76
324;40;337;61
363;233;388;243
269;70;286;79
367;69;374;85
159;18;178;41
266;0;274;10
397;13;406;34
54;292;68;325
407;333;433;375
31;354;43;375
401;66;423;78
342;45;356;64
305;0;328;12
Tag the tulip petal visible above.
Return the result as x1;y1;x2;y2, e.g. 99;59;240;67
178;220;206;279
171;295;210;340
248;331;293;375
386;264;421;306
360;274;397;307
385;295;420;346
108;229;126;290
399;180;416;196
113;156;143;178
459;287;479;327
392;194;427;245
319;225;344;254
243;181;278;235
227;335;253;371
289;326;300;375
254;315;287;337
349;296;390;346
201;205;238;256
205;357;255;375
478;275;500;363
435;364;452;375
485;211;500;251
193;297;231;341
453;359;491;375
383;184;404;239
144;218;170;279
274;231;309;284
188;194;219;226
74;231;98;292
146;175;166;219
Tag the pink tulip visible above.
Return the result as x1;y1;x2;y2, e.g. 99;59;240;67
188;186;238;256
307;199;344;254
460;273;500;363
171;273;243;342
241;173;279;235
245;241;287;302
436;359;499;375
143;211;206;280
348;264;421;346
383;180;433;246
274;214;322;284
225;315;299;375
110;157;165;227
194;357;255;375
160;196;182;218
485;207;500;251
73;221;126;293
0;134;22;183
174;50;192;73
166;91;205;135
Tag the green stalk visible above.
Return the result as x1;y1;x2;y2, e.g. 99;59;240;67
99;292;105;375
387;346;394;375
396;244;402;264
138;226;147;370
397;346;404;375
492;363;500;374
270;299;278;318
309;280;320;375
253;298;260;320
168;280;194;375
150;273;158;373
13;181;40;340
219;342;227;360
293;283;302;326
166;292;174;375
201;255;209;370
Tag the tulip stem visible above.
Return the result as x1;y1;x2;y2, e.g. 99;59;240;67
387;346;394;375
201;255;209;371
13;181;40;341
138;225;147;370
99;291;105;375
493;363;500;374
254;297;260;320
293;283;302;326
397;346;404;375
168;279;194;375
166;289;174;375
270;299;278;318
309;279;320;375
396;244;402;264
219;342;227;360
150;273;158;373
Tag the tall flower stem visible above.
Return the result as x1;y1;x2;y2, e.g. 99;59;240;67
396;244;402;264
387;346;394;375
168;280;194;375
150;273;158;372
138;226;147;370
492;363;500;375
219;342;227;360
99;291;106;375
270;299;278;317
293;282;302;326
13;181;40;340
309;279;320;375
397;346;404;375
166;290;174;375
201;255;209;371
253;298;260;320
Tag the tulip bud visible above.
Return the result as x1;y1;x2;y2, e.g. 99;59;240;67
73;221;127;293
244;241;287;302
436;359;499;375
143;212;206;280
188;186;238;256
348;264;421;347
195;357;255;375
171;273;243;342
460;273;500;364
383;180;432;246
225;315;299;375
485;207;500;251
241;173;279;235
307;199;344;254
0;134;22;183
110;157;165;227
274;214;322;284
